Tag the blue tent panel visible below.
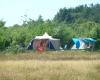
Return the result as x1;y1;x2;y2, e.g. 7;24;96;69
72;38;79;44
48;41;55;49
83;38;96;43
72;38;80;49
28;41;33;49
76;41;80;48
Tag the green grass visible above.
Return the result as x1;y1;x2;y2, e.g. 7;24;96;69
0;51;100;80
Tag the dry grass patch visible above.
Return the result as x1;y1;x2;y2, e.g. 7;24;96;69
0;51;100;80
0;51;100;60
0;60;100;80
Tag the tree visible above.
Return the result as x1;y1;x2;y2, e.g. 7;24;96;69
0;20;5;27
36;15;44;24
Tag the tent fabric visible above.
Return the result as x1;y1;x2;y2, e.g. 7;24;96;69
27;32;61;51
48;41;55;49
72;38;80;49
50;39;60;50
35;32;52;39
27;40;34;49
82;38;96;43
76;41;80;48
28;43;33;49
79;40;86;49
71;38;96;50
72;38;79;44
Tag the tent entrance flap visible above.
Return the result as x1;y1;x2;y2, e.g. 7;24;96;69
48;41;55;49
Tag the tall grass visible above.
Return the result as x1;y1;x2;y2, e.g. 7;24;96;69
0;51;100;80
0;60;100;80
0;51;100;60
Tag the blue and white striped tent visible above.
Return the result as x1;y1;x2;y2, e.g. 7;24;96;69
71;38;96;49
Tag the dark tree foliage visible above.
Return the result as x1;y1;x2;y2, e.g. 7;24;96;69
0;20;5;28
54;4;100;24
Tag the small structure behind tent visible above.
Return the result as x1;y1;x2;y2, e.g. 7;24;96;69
27;32;61;51
67;38;96;51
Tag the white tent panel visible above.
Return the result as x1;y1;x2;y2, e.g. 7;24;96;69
79;40;86;49
71;45;77;49
50;39;61;50
35;32;52;39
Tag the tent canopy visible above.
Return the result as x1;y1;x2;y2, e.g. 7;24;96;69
35;32;52;39
72;38;96;43
28;32;61;51
82;38;96;43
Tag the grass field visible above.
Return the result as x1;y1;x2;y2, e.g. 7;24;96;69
0;51;100;80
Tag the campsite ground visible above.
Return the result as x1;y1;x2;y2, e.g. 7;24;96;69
0;51;100;80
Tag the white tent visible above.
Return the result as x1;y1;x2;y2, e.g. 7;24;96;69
28;32;61;51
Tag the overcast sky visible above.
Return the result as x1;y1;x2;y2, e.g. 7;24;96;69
0;0;100;26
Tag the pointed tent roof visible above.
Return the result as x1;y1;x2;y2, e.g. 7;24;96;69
35;32;52;39
42;32;52;39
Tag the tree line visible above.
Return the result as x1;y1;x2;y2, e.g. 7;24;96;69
0;4;100;53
